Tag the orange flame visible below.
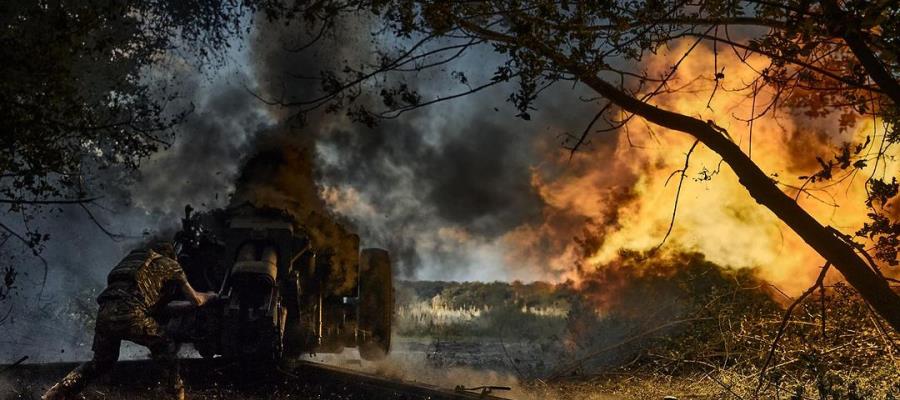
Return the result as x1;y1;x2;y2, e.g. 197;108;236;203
518;40;896;294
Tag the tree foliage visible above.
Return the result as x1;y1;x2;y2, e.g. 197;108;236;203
0;0;307;256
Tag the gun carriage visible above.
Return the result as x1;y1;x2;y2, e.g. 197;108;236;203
170;203;393;362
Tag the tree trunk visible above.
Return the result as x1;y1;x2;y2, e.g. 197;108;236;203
578;73;900;332
820;0;900;105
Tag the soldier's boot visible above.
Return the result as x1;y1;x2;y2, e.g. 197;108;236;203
156;371;184;400
154;351;184;400
41;362;94;400
163;377;185;400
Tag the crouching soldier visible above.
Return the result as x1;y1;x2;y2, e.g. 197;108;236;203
43;241;216;400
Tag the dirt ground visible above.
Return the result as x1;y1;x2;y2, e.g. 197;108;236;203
0;337;641;400
1;337;527;400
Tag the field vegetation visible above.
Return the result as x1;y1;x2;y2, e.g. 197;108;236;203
395;280;571;340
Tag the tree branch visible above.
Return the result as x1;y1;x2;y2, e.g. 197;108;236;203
656;139;700;251
821;0;900;105
0;197;99;205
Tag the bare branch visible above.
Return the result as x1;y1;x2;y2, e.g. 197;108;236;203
0;197;99;205
655;139;700;251
565;103;612;158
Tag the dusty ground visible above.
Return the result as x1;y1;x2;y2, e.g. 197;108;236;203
0;337;645;400
0;337;533;400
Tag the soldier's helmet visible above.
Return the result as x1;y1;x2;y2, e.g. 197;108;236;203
150;240;177;259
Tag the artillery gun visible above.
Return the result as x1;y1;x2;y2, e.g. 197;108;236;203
169;203;393;362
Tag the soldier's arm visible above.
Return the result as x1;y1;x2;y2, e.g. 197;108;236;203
164;300;195;313
174;272;216;306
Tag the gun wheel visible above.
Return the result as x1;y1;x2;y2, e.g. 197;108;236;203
358;248;392;361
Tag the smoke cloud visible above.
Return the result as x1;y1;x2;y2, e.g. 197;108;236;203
243;15;615;281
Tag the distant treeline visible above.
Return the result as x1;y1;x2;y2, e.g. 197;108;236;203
395;280;574;311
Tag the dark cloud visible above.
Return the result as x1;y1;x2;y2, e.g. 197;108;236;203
317;116;544;238
424;120;542;234
308;114;546;277
132;78;271;215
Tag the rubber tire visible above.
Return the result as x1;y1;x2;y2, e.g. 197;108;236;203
282;271;305;358
358;248;392;361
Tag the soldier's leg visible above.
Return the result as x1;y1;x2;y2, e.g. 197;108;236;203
42;331;121;400
149;339;183;400
129;316;183;400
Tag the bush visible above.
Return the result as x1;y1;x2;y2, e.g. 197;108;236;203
555;251;900;399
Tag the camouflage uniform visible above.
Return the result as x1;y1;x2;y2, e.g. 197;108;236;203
44;248;188;400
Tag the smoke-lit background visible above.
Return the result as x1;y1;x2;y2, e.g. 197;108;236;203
2;10;890;364
0;14;601;362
